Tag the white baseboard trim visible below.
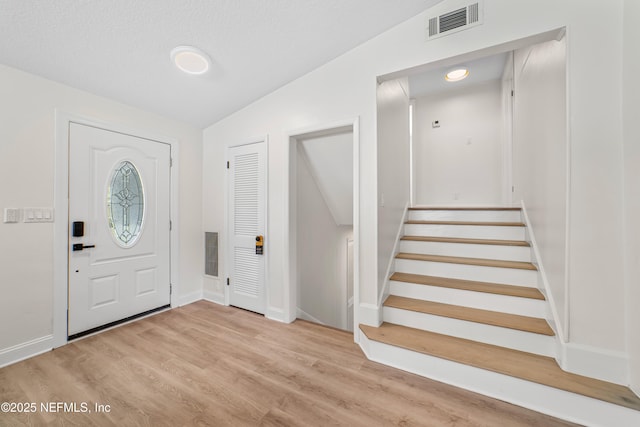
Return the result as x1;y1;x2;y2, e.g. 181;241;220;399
360;333;640;427
296;308;326;325
266;306;287;323
178;290;204;307
359;302;381;326
0;335;53;368
561;342;629;385
203;290;225;305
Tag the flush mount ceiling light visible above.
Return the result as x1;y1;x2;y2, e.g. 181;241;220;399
445;68;469;82
170;46;211;75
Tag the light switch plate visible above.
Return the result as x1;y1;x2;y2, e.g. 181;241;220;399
3;208;20;223
23;208;54;223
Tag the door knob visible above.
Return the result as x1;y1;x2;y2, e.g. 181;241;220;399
72;243;96;251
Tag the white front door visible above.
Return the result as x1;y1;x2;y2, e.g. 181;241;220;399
68;123;171;337
228;141;267;314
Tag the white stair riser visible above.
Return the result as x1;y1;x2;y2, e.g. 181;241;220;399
404;224;526;240
383;306;555;358
389;281;546;318
399;240;531;262
409;210;521;222
359;335;640;427
395;258;538;287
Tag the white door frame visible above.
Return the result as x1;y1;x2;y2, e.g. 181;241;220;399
285;118;360;340
224;137;269;313
53;110;180;348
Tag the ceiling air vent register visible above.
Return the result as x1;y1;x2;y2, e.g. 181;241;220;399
427;1;483;40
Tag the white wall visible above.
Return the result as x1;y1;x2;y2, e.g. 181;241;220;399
0;64;202;357
300;132;353;226
623;0;640;394
202;0;631;357
296;146;352;329
377;78;411;300
413;80;503;206
512;38;568;339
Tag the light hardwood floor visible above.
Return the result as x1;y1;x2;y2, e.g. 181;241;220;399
0;301;578;426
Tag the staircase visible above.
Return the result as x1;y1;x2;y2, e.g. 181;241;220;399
359;207;640;427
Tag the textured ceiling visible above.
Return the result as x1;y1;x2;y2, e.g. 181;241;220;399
0;0;443;128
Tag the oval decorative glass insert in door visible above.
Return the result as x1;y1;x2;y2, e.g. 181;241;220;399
107;161;145;247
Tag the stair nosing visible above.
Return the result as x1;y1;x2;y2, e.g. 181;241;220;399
389;272;545;300
359;323;640;412
409;207;521;211
396;252;538;271
405;220;525;227
383;295;554;336
400;235;530;247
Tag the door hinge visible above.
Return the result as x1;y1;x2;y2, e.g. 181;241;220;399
226;161;230;169
169;220;172;231
512;185;515;192
511;90;514;97
226;277;230;286
170;283;173;295
170;157;173;167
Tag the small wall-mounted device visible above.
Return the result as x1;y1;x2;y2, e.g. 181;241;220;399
3;208;20;223
255;235;264;255
432;120;440;128
72;221;84;237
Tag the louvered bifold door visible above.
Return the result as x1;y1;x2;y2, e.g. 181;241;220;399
228;141;267;314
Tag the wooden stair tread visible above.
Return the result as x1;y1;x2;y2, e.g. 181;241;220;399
396;252;537;271
406;220;525;226
359;323;640;412
401;235;530;247
384;295;554;336
409;207;521;211
390;272;545;300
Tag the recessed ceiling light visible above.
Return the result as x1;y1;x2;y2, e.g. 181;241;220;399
170;46;211;75
445;68;469;82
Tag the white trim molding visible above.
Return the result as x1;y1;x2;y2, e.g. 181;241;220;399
560;342;629;386
266;306;286;323
296;308;327;325
284;118;361;339
203;290;225;305
0;335;53;369
359;302;382;327
178;290;204;307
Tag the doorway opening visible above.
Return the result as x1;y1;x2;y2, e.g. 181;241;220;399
378;28;566;211
377;27;568;339
287;120;359;333
408;52;512;206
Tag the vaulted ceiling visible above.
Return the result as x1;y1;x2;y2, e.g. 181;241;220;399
0;0;443;128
